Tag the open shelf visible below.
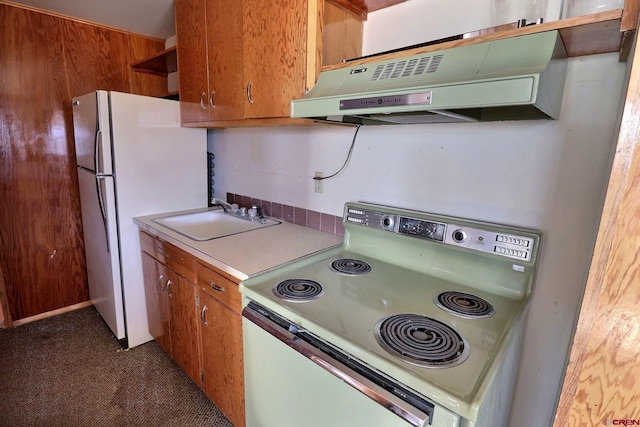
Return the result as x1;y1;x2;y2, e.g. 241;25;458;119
131;46;177;76
324;8;634;72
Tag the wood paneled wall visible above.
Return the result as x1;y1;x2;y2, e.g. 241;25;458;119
0;2;164;321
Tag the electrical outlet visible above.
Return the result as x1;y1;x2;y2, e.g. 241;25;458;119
314;171;323;193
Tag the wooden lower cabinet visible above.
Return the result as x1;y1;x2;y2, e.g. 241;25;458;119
168;274;200;384
141;252;171;353
199;289;245;427
140;231;245;426
141;249;200;384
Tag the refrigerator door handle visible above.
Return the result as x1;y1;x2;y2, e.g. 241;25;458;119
95;174;111;253
94;129;103;174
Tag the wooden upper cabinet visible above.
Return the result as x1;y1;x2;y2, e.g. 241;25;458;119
175;0;244;123
175;0;210;123
206;0;244;121
174;0;361;126
243;0;312;119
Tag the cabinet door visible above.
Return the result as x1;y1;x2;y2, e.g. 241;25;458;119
175;0;210;123
243;0;310;118
206;0;245;121
199;289;245;427
167;274;200;385
141;253;171;354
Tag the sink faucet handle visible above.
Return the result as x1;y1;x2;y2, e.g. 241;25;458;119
248;207;256;219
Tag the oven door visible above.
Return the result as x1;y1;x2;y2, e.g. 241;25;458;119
242;301;460;427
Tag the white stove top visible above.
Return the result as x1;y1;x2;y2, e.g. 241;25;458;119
240;202;541;420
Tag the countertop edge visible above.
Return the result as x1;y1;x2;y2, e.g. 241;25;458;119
134;208;343;282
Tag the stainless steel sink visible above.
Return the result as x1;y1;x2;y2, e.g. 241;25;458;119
152;209;281;241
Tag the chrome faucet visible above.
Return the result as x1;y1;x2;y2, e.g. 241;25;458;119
211;198;238;214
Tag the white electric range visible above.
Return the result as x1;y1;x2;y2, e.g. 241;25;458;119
240;202;540;427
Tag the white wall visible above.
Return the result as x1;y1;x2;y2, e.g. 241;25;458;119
208;4;627;426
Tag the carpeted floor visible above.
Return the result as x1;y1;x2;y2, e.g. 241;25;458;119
0;306;234;427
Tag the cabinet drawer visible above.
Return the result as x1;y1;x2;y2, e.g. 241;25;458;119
197;262;241;313
139;231;196;282
139;230;158;255
163;244;197;283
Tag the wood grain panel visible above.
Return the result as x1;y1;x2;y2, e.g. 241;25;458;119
130;73;170;98
60;19;131;96
141;252;172;354
128;35;165;63
196;262;241;313
175;0;210;123
554;22;640;427
199;290;245;427
307;0;324;88
327;0;407;19
129;34;169;97
1;2;157;321
323;1;363;66
243;0;309;118
620;0;639;31
0;264;11;328
0;4;89;320
168;273;200;385
206;0;244;121
164;243;197;283
560;17;623;57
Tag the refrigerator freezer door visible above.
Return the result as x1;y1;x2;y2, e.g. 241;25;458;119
76;167;125;341
72;90;113;174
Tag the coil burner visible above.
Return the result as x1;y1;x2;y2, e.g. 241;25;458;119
434;291;495;319
329;258;372;275
374;313;470;368
273;279;325;302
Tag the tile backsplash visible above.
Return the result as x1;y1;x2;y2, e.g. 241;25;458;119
226;193;344;236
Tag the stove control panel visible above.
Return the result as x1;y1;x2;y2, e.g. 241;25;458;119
345;204;538;262
398;217;446;242
346;207;446;242
445;224;535;262
346;207;395;230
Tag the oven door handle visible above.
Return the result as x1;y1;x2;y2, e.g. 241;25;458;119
242;303;434;427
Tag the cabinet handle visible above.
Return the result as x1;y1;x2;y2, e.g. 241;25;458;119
157;274;165;292
246;81;254;104
167;279;173;298
199;91;206;109
210;282;225;292
200;304;208;326
209;90;216;108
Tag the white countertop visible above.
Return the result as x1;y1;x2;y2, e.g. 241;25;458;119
134;207;343;281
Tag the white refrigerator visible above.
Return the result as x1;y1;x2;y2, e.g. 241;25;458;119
72;90;207;348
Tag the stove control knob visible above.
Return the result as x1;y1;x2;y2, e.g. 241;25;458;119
380;215;395;230
452;229;467;243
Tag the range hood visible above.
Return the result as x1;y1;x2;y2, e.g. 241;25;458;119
291;31;567;125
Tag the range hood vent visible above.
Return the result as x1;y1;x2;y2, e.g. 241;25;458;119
291;31;567;125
